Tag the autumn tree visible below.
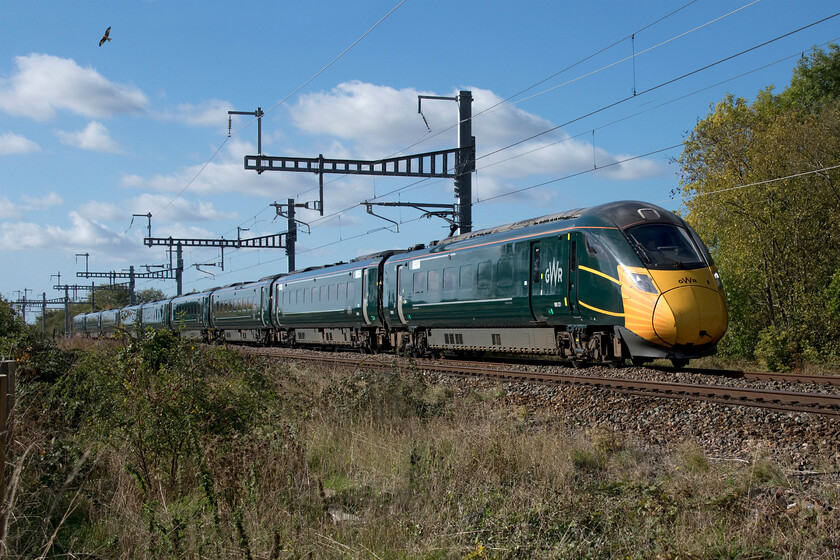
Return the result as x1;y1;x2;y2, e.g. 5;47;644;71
678;45;840;366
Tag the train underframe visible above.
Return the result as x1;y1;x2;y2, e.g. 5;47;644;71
178;323;711;368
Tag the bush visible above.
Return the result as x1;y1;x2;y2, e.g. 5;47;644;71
828;269;840;317
754;326;797;372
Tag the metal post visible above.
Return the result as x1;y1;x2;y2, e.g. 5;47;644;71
64;286;70;336
41;292;46;335
287;198;297;272
257;107;263;155
176;244;183;296
318;154;325;216
456;90;474;234
129;265;136;305
90;282;95;312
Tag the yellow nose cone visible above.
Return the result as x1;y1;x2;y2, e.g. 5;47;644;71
653;286;727;347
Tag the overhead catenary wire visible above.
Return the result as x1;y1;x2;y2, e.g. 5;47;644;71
387;0;766;161
288;0;746;203
147;6;840;289
132;0;408;230
360;19;840;210
207;27;840;284
209;0;774;262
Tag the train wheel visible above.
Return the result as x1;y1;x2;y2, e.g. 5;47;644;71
670;358;689;369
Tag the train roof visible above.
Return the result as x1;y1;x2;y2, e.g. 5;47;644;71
430;201;679;247
442;207;588;245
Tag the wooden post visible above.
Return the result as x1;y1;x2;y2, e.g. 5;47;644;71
0;360;14;540
0;369;7;534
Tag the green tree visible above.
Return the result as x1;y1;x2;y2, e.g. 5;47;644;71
780;44;840;110
0;295;26;356
136;287;166;303
89;284;130;309
678;45;840;366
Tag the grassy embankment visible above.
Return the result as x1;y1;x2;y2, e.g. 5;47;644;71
2;333;838;558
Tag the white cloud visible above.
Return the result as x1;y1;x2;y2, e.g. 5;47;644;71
175;99;233;128
0;191;63;219
0;53;148;120
128;194;238;225
119;83;664;219
0;197;21;219
290;81;436;155
0;212;140;260
289;82;665;184
77;201;123;221
56;121;121;153
0;131;40;155
120;139;312;198
21;191;63;209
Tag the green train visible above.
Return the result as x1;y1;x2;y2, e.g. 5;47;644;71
74;201;728;367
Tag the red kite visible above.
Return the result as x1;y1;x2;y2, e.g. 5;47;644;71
99;27;111;47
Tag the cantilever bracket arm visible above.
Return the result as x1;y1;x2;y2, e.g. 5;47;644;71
362;202;399;233
362;201;458;236
270;202;312;235
193;263;218;279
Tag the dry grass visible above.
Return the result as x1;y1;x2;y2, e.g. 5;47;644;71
4;339;839;558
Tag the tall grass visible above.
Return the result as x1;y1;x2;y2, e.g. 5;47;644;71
4;334;838;558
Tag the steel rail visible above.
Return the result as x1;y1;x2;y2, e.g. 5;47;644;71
250;349;840;419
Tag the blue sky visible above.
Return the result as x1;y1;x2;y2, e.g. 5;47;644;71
1;0;838;314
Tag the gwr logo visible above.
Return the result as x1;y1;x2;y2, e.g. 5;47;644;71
678;277;698;284
544;258;563;286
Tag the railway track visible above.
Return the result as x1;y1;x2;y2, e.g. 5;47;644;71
242;348;840;419
651;365;840;386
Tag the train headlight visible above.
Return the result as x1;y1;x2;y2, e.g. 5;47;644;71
630;273;658;294
713;270;724;291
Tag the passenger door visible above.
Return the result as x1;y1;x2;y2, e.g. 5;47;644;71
529;236;566;323
568;232;581;318
362;267;379;325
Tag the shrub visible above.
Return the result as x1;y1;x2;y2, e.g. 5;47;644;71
754;326;797;372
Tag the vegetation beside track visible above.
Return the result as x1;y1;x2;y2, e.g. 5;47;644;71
2;325;838;558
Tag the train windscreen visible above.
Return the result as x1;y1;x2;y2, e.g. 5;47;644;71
625;224;706;269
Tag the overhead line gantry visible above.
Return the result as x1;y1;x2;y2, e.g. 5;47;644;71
232;90;476;236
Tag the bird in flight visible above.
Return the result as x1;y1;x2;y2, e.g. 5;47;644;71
99;27;111;47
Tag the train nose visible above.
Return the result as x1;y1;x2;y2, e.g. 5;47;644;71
652;286;727;347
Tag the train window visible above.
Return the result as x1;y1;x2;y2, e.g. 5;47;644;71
459;265;475;289
311;287;317;302
320;286;326;302
427;269;440;292
532;246;541;284
443;267;456;291
328;284;336;301
477;261;492;289
497;258;513;287
347;282;355;303
626;224;705;269
413;271;426;293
